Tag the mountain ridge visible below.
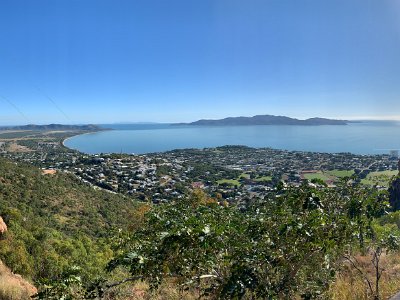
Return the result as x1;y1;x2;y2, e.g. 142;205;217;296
175;115;348;126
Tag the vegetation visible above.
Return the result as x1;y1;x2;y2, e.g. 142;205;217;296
361;171;398;187
2;155;400;299
0;158;136;284
325;170;355;178
101;183;399;299
254;175;272;182
216;179;241;187
0;131;42;139
303;172;331;182
188;163;242;183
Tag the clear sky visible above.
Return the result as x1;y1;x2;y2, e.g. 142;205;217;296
1;0;400;125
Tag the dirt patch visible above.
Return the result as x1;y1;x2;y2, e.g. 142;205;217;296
42;169;57;175
6;142;32;153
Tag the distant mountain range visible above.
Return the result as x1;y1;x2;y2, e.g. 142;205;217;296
176;115;348;126
0;124;101;131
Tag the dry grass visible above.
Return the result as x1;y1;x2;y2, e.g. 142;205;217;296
329;252;400;300
0;261;37;300
104;280;199;300
5;142;32;153
0;283;31;300
100;251;400;300
329;275;400;300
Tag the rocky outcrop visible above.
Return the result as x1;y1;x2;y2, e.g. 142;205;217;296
0;218;37;299
0;260;37;299
0;216;7;235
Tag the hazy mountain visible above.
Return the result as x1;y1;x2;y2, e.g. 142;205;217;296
177;115;348;126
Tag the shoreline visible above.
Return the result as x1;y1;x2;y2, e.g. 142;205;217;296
61;129;110;151
62;131;95;147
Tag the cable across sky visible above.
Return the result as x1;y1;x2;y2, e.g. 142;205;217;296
1;0;400;125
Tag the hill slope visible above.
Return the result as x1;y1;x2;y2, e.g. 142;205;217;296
0;158;136;282
0;124;102;131
0;260;37;300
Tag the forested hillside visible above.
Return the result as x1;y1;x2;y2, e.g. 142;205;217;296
0;158;136;283
2;156;400;299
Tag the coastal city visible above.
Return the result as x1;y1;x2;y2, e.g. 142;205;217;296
1;128;398;205
4;1;400;298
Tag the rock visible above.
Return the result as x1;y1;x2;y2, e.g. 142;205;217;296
0;218;37;298
0;216;7;234
0;260;38;298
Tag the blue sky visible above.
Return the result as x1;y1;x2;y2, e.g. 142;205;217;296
1;0;400;124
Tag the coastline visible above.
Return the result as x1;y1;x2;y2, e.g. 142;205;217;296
62;131;92;147
61;129;109;151
58;122;400;156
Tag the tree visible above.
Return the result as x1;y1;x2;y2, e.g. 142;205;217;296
106;183;381;299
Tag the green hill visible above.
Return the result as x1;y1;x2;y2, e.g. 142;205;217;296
0;157;136;282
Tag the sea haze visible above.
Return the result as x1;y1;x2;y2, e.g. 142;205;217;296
64;121;400;155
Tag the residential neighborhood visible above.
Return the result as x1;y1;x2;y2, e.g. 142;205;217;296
1;133;398;205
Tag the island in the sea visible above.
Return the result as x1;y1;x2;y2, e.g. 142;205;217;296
175;115;348;126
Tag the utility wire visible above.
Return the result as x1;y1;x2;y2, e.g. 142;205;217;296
0;95;31;123
35;86;70;121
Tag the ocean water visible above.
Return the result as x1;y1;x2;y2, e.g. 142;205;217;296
64;121;400;155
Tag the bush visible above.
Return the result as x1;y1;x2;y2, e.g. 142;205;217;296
108;184;389;299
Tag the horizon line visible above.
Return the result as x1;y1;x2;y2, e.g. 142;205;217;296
1;117;400;127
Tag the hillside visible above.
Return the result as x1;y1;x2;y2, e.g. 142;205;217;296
0;259;37;300
0;124;102;131
0;218;37;300
177;114;348;126
0;157;137;282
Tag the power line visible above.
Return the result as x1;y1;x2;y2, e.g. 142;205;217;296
35;86;70;121
0;95;31;123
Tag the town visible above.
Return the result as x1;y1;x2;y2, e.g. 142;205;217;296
1;130;398;205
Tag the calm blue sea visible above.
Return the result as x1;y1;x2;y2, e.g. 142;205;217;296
64;121;400;155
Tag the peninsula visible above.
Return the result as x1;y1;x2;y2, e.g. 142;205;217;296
176;115;348;126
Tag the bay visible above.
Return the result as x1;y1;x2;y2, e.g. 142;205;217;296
63;121;400;155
